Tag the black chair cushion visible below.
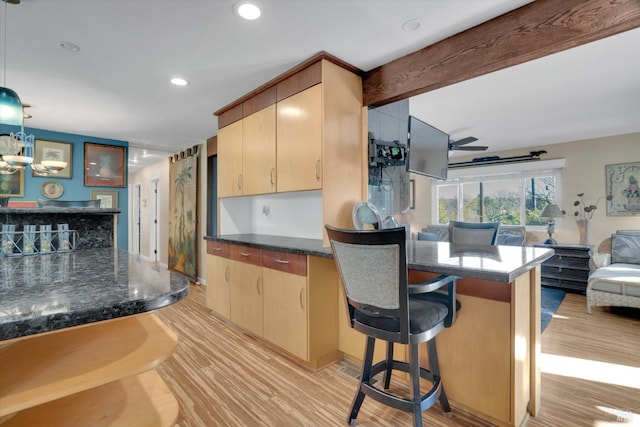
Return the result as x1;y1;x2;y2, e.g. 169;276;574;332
413;291;462;312
354;297;448;334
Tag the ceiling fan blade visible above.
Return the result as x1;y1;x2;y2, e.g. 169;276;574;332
449;136;478;147
454;145;489;151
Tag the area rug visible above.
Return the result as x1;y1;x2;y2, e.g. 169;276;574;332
541;287;566;332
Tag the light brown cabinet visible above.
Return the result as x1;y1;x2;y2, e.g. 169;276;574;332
228;245;264;337
205;242;231;319
243;104;277;195
215;54;365;243
276;84;323;192
217;120;243;198
206;243;340;368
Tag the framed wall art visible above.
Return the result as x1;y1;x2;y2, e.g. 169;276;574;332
32;139;73;178
84;142;126;187
606;161;640;216
90;189;119;208
0;169;24;197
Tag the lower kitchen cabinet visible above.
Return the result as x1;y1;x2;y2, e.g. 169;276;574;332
206;254;231;319
229;258;264;337
263;267;308;361
206;242;340;368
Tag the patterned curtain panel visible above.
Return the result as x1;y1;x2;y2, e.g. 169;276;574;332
168;145;199;280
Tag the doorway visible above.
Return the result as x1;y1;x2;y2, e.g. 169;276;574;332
150;178;159;262
132;184;141;254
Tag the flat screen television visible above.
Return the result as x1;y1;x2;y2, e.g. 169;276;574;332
407;115;449;180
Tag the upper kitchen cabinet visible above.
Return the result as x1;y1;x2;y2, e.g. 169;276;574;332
215;52;365;244
217;118;243;198
276;84;322;192
243;103;277;195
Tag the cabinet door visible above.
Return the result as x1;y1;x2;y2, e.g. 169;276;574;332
243;105;276;195
263;268;308;361
229;259;263;337
205;254;231;319
217;120;243;197
276;84;322;192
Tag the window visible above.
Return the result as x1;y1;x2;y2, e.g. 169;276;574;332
433;161;563;227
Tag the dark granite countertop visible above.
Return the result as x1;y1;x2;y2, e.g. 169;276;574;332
205;234;554;283
0;207;121;214
205;234;333;258
0;248;189;341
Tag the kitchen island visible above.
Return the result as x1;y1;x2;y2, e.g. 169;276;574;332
0;248;189;426
205;234;554;427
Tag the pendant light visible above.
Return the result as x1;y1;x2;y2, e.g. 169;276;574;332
0;0;23;126
0;0;63;174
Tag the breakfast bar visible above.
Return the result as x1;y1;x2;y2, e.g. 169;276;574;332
205;234;554;427
0;248;190;426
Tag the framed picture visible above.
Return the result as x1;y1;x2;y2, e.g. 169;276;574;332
32;139;73;178
0;169;24;197
606;161;640;216
90;189;118;208
84;142;126;187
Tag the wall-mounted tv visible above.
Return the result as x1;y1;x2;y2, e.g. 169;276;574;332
407;115;449;180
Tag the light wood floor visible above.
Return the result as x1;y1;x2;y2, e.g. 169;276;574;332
155;285;640;426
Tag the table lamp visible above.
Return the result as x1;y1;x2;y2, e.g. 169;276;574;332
540;203;564;244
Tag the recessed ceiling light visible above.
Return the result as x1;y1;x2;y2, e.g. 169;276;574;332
235;2;261;20
402;19;420;32
59;41;81;52
171;78;188;86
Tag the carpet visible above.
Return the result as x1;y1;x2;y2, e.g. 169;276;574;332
541;286;566;332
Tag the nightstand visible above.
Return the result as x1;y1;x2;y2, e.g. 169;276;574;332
533;244;592;293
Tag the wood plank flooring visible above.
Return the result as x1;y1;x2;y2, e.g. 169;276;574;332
155;285;640;426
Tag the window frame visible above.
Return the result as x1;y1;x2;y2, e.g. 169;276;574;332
431;159;565;229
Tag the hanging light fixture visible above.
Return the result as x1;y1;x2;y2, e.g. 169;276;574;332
0;0;64;174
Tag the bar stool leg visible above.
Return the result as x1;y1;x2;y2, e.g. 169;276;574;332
349;336;376;425
409;343;424;427
383;341;394;390
428;339;452;415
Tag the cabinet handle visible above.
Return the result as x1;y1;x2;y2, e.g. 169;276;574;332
257;276;262;295
237;174;242;190
270;168;275;186
239;252;250;257
315;159;320;181
275;259;289;264
225;266;230;282
299;288;305;310
213;247;222;252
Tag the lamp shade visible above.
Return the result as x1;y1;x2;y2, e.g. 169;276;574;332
540;203;564;218
0;87;24;126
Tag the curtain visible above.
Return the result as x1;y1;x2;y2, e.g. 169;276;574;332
168;145;199;280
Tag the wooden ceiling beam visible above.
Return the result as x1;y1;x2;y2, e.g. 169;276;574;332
363;0;640;107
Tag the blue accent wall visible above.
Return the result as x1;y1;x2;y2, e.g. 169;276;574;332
0;124;129;250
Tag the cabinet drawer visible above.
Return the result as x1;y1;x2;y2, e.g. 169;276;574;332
230;244;263;266
542;266;590;281
207;241;230;258
263;250;307;276
547;255;590;269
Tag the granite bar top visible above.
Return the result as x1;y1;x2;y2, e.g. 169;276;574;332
205;234;554;283
0;248;189;341
0;207;121;215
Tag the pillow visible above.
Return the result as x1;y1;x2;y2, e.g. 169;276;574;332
417;232;439;241
610;233;640;265
497;233;525;246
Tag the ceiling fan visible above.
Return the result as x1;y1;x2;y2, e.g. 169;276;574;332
448;136;488;151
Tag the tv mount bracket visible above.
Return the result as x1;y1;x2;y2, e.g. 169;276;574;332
369;138;406;167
